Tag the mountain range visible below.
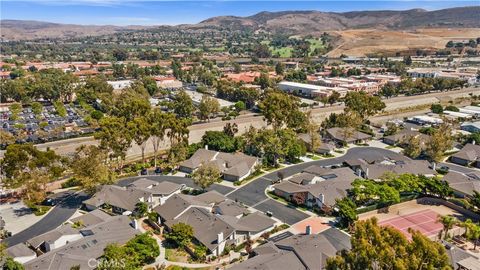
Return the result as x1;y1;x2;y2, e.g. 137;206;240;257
1;6;479;40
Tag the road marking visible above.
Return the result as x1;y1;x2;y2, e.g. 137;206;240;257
251;198;270;208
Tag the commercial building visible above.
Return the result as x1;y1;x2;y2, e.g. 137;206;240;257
278;81;347;98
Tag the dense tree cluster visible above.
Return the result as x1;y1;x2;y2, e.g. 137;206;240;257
326;218;452;270
243;127;306;166
100;233;159;270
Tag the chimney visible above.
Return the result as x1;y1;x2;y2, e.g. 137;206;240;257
432;162;436;171
306;225;311;235
365;167;369;179
217;232;224;244
205;144;209;150
319;194;325;204
473;140;476;145
131;219;139;230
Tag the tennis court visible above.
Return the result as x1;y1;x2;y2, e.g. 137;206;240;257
378;209;443;238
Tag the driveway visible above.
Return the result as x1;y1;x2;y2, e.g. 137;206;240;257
2;191;89;247
439;162;480;175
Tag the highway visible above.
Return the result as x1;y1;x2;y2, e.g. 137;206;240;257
1;87;477;160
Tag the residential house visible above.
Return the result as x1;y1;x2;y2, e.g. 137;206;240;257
443;171;480;198
344;158;435;179
165;207;235;257
6;244;36;264
229;227;351;270
27;225;82;253
219;212;276;245
69;209;111;228
297;133;336;155
155;191;276;257
450;144;480;168
83;185;153;215
273;166;358;210
382;129;430;147
325;127;372;145
179;149;259;182
24;216;139;270
444;241;480;270
127;178;183;205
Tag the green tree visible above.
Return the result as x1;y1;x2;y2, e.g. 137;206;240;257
135;202;149;217
113;49;128;61
31;102;43;115
0;130;15;146
166;223;194;248
201;131;238;152
438;215;457;240
173;90;195;118
192;163;222;190
198;94;220;122
444;105;459;112
101;233;159;270
128;117;151;162
402;135;422;159
463;220;480;250
383;122;399;136
335;197;358;228
1;143;64;187
425;123;454;163
71;145;115;194
431;103;444;114
327;91;341;106
470;191;480;212
95;116;133;167
258;90;305;130
275;62;285;75
149;109;172;167
344;91;386;120
223;122;239;137
305;113;321;152
2;257;25;270
326;218;452;270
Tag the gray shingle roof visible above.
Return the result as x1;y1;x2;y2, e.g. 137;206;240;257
180;149;258;178
443;171;480;196
229;227;351;270
326;127;372;143
70;209;111;228
153;193;208;222
83;185;151;212
213;199;248;217
24;216;138;270
165;207;234;252
6;243;36;258
451;143;480;162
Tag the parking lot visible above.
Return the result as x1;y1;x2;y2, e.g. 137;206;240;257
1;103;92;146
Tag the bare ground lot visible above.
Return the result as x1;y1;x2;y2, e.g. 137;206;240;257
327;28;480;57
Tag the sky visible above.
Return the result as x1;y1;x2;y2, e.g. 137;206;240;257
1;0;478;26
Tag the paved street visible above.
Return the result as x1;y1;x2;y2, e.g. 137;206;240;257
2;191;89;247
227;146;406;224
439;161;480;175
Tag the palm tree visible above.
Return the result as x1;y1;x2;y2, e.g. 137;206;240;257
463;219;480;250
438;215;456;240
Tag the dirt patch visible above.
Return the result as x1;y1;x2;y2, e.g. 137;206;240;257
327;28;480;57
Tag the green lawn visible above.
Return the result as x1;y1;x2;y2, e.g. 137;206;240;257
270;47;293;58
306;38;325;54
